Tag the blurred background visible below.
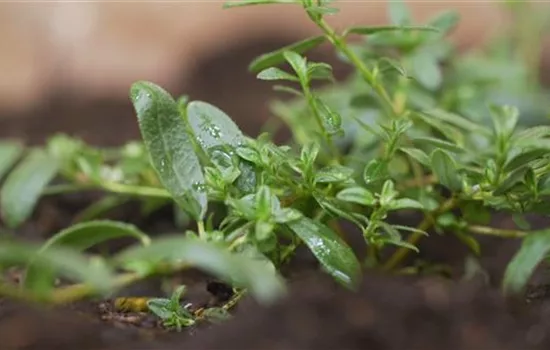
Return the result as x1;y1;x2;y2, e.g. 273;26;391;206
0;1;548;145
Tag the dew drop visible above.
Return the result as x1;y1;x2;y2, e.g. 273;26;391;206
192;182;207;193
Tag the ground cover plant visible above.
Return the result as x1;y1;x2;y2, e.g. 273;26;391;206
1;0;550;338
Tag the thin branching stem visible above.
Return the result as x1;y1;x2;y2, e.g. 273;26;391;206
382;196;458;271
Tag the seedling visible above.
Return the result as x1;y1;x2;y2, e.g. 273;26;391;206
0;0;549;330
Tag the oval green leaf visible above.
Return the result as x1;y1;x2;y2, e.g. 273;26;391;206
114;235;286;304
248;35;327;73
430;149;462;191
502;229;550;296
186;101;245;150
130;81;207;221
1;149;60;228
287;216;361;289
24;220;150;291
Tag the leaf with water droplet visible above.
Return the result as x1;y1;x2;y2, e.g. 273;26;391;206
186;101;257;194
286;217;361;289
129;81;207;221
186;101;245;152
314;96;343;136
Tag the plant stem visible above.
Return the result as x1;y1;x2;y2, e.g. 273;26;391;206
467;225;528;239
197;220;207;240
382;196;458;271
0;283;43;304
313;18;397;118
50;271;143;305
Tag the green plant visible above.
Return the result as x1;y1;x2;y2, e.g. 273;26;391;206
1;0;550;329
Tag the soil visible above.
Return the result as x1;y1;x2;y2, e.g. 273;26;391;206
2;40;550;350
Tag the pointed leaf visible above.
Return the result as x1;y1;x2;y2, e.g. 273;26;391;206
287;217;361;289
399;147;430;166
248;35;327;73
257;67;299;81
503;229;550;295
223;0;298;8
344;25;438;37
130;81;207;221
1;149;60;228
412;136;464;153
186;100;245;150
430;149;462;191
389;0;411;25
337;187;376;206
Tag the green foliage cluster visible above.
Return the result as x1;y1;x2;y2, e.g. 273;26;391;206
1;0;549;328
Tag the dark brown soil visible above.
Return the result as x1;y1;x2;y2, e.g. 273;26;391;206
2;37;550;350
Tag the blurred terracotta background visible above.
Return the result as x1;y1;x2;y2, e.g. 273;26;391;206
0;1;548;144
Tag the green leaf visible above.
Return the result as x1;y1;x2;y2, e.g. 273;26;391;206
223;0;298;8
187;101;245;150
337;187;376;206
422;109;492;136
398;147;430;166
0;141;24;180
273;85;304;96
388;198;424;211
114;235;286;304
410;49;442;90
379;180;398;207
257;67;299;81
502;229;550;295
378;57;408;77
389;0;411;25
255;185;274;219
1;149;60;228
130;81;207;221
490;105;519;141
283;51;308;85
287;217;361;289
248;35;326;73
430;149;462;191
412;136;464;153
24;220;150;291
306;4;339;16
344;25;438;37
363;159;389;184
412;112;463;145
427;10;460;35
314;97;343;136
0;239;114;299
513;126;550;145
314;165;354;184
504;149;548;173
300;142;320;169
307;62;334;81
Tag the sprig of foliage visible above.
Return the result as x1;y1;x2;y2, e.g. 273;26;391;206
0;0;549;327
